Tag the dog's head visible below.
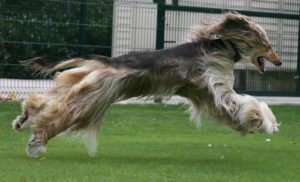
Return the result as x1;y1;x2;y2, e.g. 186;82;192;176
12;93;47;131
193;12;281;73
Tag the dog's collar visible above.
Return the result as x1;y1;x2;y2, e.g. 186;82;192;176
219;38;241;62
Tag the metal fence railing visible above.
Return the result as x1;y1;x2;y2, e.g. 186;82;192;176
0;0;300;101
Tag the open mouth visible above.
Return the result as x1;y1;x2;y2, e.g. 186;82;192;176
257;57;265;73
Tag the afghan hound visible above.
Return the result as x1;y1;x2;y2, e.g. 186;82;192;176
12;12;281;157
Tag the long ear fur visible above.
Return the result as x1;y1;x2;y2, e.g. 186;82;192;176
191;12;252;42
214;13;252;41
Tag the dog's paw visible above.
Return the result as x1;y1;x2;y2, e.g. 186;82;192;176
12;116;24;131
246;112;263;133
258;102;280;134
26;135;47;158
241;104;279;134
26;143;47;158
12;114;33;132
238;106;264;134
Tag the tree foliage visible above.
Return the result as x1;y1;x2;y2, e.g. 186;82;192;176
0;0;113;78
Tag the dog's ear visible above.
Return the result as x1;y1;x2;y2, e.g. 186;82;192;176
191;12;252;42
214;13;252;40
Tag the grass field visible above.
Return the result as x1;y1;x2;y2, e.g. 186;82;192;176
0;102;299;182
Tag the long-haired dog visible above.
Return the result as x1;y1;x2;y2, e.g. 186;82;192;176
12;12;282;157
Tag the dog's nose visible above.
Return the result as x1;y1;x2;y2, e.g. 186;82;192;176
276;62;282;66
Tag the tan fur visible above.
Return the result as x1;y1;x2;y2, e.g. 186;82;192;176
12;12;281;158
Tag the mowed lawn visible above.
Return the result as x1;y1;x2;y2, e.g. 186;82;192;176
0;102;299;182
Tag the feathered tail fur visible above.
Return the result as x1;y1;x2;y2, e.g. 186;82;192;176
20;57;88;76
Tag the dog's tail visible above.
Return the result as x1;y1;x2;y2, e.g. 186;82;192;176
20;57;87;76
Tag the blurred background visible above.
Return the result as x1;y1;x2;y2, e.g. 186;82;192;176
0;0;299;101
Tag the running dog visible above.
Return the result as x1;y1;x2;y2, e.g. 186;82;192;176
12;12;281;157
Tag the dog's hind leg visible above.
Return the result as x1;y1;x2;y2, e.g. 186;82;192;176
61;70;104;102
26;133;47;157
26;102;105;158
12;93;48;132
26;101;68;157
27;120;68;158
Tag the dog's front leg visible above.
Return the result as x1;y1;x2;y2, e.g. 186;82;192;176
26;101;66;157
214;93;275;134
234;103;264;134
26;122;60;157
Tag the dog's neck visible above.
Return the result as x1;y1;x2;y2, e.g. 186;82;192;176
210;34;241;62
219;38;241;63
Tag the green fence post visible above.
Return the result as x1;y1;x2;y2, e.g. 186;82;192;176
296;15;300;96
173;0;178;6
79;0;87;57
154;0;166;103
155;0;166;51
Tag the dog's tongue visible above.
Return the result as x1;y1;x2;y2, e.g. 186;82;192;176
258;57;265;73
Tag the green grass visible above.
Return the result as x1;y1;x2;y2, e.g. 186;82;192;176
0;102;299;182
